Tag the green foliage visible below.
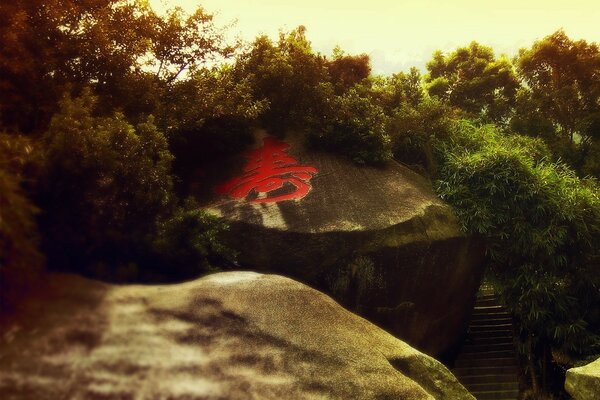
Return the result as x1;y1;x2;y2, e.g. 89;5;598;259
161;66;266;133
516;31;600;176
510;88;557;139
161;66;265;186
327;47;371;93
389;97;457;174
0;0;234;133
236;27;394;164
0;134;44;310
309;85;392;164
583;140;600;177
434;121;600;391
516;31;600;142
38;89;232;281
435;122;598;266
149;6;236;83
152;199;234;280
0;1;252;283
372;67;424;110
425;42;520;123
234;26;332;133
39;89;175;270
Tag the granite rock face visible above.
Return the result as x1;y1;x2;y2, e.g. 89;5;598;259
208;132;485;357
0;272;474;400
565;357;600;400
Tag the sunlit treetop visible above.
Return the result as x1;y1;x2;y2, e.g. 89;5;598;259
151;0;600;74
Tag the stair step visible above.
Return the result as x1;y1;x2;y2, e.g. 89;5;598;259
473;305;505;313
455;357;517;368
471;312;510;321
470;389;519;400
453;365;518;376
468;337;514;346
476;298;503;307
466;381;518;392
461;343;514;353
477;294;498;301
457;349;515;359
455;292;518;399
468;330;513;340
470;318;512;326
461;339;514;353
454;373;517;385
470;323;513;332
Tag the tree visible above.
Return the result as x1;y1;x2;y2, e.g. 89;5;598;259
367;68;454;174
372;67;424;110
159;66;266;188
516;30;600;175
0;133;44;310
1;0;150;131
160;66;266;135
434;121;600;396
150;6;236;83
0;0;233;133
389;97;457;174
152;199;233;280
234;26;332;133
425;42;520;123
39;90;175;271
309;85;392;164
327;47;371;93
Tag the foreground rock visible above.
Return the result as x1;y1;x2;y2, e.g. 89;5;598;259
565;357;600;400
208;132;485;357
0;272;473;399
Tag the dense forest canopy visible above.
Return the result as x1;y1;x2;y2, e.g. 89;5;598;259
1;1;599;398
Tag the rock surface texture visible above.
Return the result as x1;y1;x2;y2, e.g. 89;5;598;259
565;357;600;400
0;272;474;400
208;132;485;357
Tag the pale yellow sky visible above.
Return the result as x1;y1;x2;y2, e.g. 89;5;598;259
150;0;600;74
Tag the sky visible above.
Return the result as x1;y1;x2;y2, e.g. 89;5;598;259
150;0;600;75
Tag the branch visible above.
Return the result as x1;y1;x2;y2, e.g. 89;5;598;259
165;62;189;84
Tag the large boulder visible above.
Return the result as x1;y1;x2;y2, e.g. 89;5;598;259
565;357;600;400
207;132;485;357
0;272;474;399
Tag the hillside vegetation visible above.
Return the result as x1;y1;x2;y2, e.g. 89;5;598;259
1;1;599;398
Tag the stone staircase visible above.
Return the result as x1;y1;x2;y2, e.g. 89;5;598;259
453;290;519;400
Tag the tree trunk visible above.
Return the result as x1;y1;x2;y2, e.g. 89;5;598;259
542;341;548;393
528;334;540;394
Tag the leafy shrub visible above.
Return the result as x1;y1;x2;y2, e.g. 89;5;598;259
309;86;392;164
434;121;600;392
424;42;519;123
169;114;255;191
234;27;331;134
389;97;457;174
39;90;175;272
0;134;44;310
161;66;266;137
152;199;234;280
327;49;371;93
161;67;264;190
583;140;600;177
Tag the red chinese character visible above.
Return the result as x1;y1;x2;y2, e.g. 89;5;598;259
216;137;318;203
